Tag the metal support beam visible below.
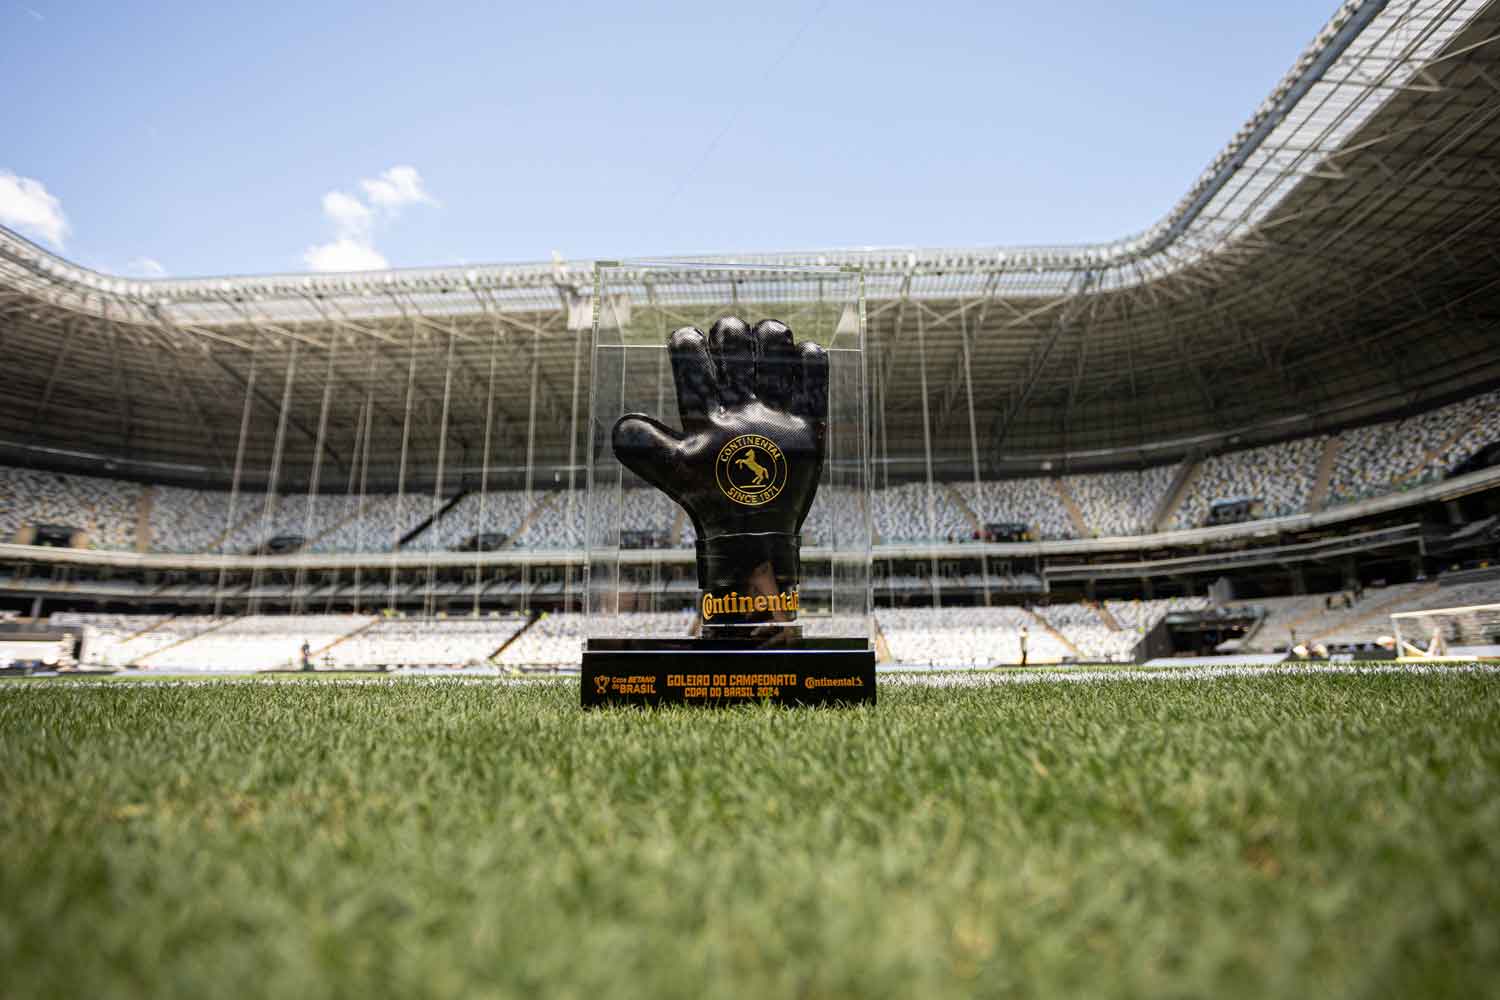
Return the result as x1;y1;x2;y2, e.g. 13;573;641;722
989;269;1097;454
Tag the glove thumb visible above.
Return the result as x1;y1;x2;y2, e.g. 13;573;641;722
611;414;685;493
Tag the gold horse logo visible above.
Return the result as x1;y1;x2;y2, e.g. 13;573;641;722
734;448;770;486
715;435;787;507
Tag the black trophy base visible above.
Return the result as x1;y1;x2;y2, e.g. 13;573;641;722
581;637;875;708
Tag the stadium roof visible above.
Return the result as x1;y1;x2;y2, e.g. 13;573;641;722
1;0;1498;488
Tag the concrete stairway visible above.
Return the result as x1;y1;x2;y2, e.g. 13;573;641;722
872;619;893;664
1308;436;1343;512
311;616;382;658
1093;601;1123;632
208;505;267;555
397;491;469;550
942;483;983;537
1025;607;1081;659
1153;460;1201;532
512;491;562;545
489;612;541;661
132;615;241;668
135;487;156;553
1053;478;1090;537
117;613;178;649
306;501;369;551
1393;422;1474;488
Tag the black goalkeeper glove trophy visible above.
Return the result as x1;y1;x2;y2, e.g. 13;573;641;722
614;317;823;639
581;315;875;707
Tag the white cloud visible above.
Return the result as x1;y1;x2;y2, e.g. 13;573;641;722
303;237;389;273
0;170;69;248
129;256;166;277
360;165;437;214
303;165;437;273
322;190;372;240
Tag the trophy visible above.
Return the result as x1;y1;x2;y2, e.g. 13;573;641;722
581;263;875;707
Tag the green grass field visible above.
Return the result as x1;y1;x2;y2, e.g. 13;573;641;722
1;670;1496;998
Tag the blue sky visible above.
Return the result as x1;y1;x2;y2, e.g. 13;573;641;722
2;0;1333;277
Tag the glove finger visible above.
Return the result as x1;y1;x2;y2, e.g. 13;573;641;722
752;319;798;408
668;326;719;431
708;316;756;406
611;414;685;494
795;341;829;423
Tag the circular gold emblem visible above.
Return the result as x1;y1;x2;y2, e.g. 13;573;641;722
716;435;788;507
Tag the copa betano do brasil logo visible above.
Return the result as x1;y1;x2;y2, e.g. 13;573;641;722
716;434;788;507
701;588;800;621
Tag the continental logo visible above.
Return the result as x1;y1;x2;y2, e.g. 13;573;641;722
716;434;788;506
701;589;799;621
805;676;864;689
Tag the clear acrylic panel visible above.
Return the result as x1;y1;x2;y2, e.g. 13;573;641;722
585;260;871;642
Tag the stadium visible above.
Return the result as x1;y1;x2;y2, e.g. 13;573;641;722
2;1;1498;996
3;0;1499;671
